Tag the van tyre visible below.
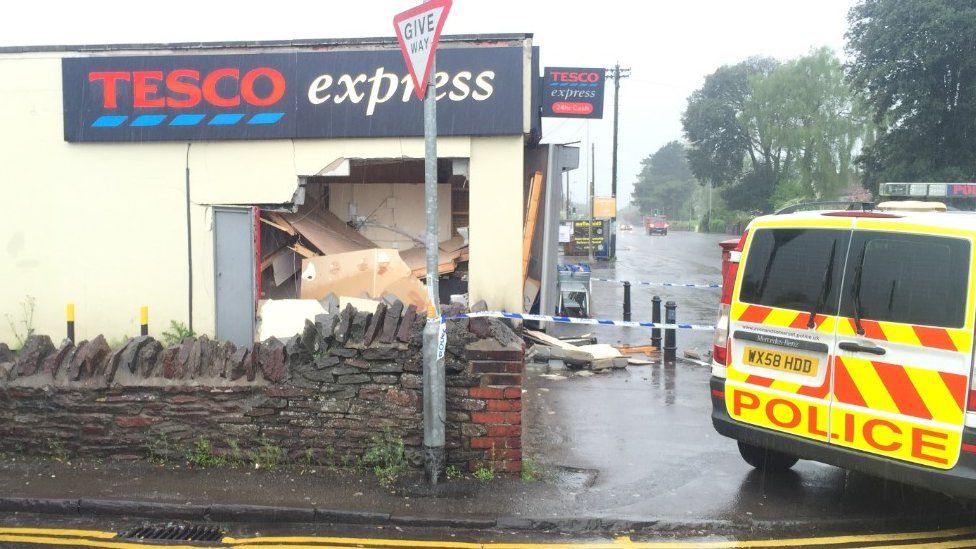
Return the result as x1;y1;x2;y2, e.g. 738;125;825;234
737;441;798;472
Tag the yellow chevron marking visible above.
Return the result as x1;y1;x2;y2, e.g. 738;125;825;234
948;329;972;354
878;322;920;346
904;366;964;424
731;302;750;321
769;379;803;394
816;316;837;334
763;309;800;328
843;358;900;414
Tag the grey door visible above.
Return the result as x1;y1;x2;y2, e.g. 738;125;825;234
214;207;255;346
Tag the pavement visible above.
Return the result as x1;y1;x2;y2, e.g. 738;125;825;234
3;230;976;545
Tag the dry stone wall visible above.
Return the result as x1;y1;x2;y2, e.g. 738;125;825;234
0;302;524;473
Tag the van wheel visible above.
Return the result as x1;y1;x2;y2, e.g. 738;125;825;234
737;441;798;472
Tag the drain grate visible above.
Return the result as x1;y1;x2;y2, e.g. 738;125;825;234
117;523;224;543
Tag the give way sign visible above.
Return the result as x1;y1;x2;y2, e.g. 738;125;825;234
393;0;453;100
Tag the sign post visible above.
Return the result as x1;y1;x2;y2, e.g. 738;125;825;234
394;0;452;485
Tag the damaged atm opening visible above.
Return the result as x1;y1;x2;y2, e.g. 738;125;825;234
255;157;470;339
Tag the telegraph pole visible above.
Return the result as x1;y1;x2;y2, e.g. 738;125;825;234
606;64;630;257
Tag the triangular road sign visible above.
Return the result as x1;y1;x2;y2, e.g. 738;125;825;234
393;0;452;101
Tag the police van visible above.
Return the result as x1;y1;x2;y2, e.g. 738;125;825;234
711;195;976;497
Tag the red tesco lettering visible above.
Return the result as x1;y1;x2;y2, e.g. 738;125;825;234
551;71;601;83
89;67;286;109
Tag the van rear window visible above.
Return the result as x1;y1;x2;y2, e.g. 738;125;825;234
739;228;849;314
840;232;970;329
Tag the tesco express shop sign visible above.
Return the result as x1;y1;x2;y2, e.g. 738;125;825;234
61;47;523;142
541;67;605;119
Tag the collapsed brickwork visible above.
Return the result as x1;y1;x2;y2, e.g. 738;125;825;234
0;302;525;474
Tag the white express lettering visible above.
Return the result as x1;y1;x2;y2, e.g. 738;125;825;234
335;74;367;103
307;74;333;104
472;71;495;101
305;69;497;114
366;67;399;116
449;71;472;101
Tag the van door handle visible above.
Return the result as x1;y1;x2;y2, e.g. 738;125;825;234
838;341;886;355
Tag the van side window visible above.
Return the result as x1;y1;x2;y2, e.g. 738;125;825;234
840;233;970;328
739;228;850;314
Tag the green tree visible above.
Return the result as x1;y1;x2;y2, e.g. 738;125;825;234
847;0;976;190
683;50;870;212
682;57;781;212
630;141;697;219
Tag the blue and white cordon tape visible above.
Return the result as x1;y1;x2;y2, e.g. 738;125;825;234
443;311;715;331
590;278;721;289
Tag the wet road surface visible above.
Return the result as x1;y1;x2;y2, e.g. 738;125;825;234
531;230;976;532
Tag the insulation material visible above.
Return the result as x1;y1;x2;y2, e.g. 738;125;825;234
300;249;429;309
257;299;327;341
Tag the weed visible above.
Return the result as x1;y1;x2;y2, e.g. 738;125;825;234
473;465;495;483
5;295;36;348
359;431;408;489
161;321;195;347
225;439;246;468
250;436;284;471
521;458;542;482
185;437;226;468
302;448;315;469
147;433;174;465
445;465;463;480
47;438;70;463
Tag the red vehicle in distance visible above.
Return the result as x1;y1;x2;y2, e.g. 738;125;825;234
644;215;669;235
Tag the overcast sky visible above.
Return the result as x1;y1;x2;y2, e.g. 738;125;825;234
2;0;858;208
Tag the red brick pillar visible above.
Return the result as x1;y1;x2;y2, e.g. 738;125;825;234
464;340;524;474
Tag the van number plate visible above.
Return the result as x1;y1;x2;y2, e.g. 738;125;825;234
742;346;818;377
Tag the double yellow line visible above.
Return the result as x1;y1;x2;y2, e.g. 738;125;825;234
1;526;976;548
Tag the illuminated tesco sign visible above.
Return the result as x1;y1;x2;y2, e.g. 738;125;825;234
62;48;524;142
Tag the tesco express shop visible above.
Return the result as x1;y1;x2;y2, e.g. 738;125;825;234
0;35;551;346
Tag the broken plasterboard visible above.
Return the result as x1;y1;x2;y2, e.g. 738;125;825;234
271;249;300;287
300;248;429;310
278;206;376;255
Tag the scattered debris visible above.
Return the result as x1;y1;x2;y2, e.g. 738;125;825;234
523;330;625;372
627;357;655;366
683;349;702;360
299;249;428;309
539;374;568;381
615;344;659;355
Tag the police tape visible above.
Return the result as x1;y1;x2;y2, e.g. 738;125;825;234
591;278;721;289
443;311;716;330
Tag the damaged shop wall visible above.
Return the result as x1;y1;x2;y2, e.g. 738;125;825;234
0;62;478;345
325;182;454;250
0;301;525;474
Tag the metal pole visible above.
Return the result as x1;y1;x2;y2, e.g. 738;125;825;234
622;281;631;321
540;145;557;318
588;142;595;262
651;296;661;349
664;301;677;363
140;306;149;337
611;63;619;205
422;59;445;485
66;304;75;343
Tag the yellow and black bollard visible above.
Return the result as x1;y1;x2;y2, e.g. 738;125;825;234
140;306;149;337
66;303;75;343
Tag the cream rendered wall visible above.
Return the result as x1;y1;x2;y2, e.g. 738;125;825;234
0;50;524;346
324;183;453;250
468;136;525;312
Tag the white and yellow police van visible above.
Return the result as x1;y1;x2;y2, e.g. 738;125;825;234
711;200;976;497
